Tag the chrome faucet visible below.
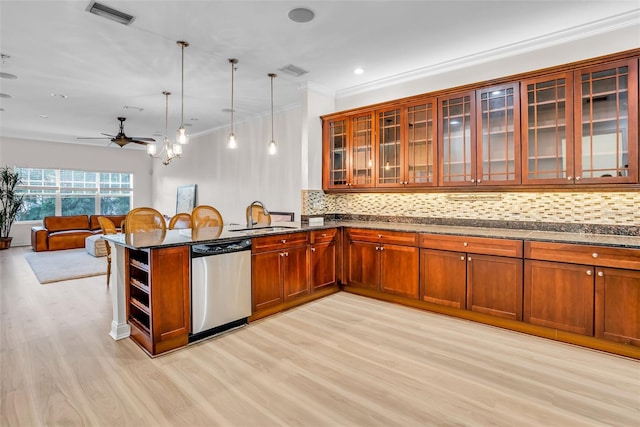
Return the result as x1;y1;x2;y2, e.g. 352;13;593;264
247;200;269;228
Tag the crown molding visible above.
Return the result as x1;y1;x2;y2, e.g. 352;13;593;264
336;9;640;99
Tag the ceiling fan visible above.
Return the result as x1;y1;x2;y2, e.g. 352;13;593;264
78;117;155;147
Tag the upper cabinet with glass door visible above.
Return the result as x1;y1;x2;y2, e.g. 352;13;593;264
322;112;375;190
439;84;520;187
574;59;638;184
522;59;638;185
375;101;437;188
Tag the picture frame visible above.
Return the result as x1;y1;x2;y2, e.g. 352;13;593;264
176;184;197;214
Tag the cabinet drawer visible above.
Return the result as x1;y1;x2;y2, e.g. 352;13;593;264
310;228;337;244
252;232;309;253
346;228;417;246
420;234;523;257
524;241;640;270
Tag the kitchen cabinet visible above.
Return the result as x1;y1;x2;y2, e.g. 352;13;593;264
420;234;523;319
522;59;639;185
323;112;375;189
376;100;438;188
252;232;310;314
322;51;638;192
524;241;640;342
439;83;520;187
310;228;338;292
573;59;638;183
125;246;190;356
345;228;419;299
595;267;640;346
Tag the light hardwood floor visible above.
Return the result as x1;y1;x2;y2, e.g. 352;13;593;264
1;246;639;426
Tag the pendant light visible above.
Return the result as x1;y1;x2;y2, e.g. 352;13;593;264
148;91;181;165
268;73;277;155
176;40;189;145
227;58;238;149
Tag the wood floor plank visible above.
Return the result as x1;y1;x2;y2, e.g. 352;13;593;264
2;247;639;426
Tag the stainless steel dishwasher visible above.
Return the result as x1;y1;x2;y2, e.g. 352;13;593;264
190;238;252;342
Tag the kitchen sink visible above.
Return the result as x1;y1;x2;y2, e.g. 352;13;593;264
229;226;298;234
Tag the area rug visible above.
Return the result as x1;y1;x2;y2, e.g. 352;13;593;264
24;248;107;284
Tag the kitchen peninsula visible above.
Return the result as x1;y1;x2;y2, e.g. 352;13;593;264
104;221;640;359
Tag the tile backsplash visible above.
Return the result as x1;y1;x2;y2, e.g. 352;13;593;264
302;190;640;232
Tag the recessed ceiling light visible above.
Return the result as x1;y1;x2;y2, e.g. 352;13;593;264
288;8;315;23
50;93;67;99
354;67;364;75
0;72;17;79
39;115;49;118
0;93;12;99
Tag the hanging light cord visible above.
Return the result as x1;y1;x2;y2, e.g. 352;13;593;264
230;60;235;133
165;91;169;139
180;43;185;127
269;73;276;141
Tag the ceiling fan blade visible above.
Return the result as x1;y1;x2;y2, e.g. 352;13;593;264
131;139;151;145
101;133;116;137
129;137;155;141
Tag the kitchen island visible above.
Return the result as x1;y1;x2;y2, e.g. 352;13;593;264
104;221;640;358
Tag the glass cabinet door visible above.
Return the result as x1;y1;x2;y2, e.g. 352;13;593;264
406;101;436;185
477;83;520;185
351;114;373;187
377;109;401;186
521;73;573;184
575;59;638;183
439;93;475;186
327;119;348;187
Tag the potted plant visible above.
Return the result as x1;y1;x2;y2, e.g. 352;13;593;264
0;166;25;249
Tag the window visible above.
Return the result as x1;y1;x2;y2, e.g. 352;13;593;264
15;167;133;221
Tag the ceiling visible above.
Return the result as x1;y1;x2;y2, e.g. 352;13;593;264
1;1;639;149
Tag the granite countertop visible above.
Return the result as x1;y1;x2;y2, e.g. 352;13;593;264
103;220;640;250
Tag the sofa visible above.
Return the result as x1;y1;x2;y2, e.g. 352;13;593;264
31;214;126;252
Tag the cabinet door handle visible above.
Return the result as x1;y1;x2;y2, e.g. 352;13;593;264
321;233;327;237
280;253;285;257
575;176;582;181
281;239;287;244
284;252;289;257
463;242;468;247
379;246;384;251
586;270;592;276
468;257;472;262
310;247;316;252
375;247;379;251
597;271;604;277
470;178;476;183
567;176;573;181
378;234;383;238
476;179;482;184
460;256;465;261
592;253;598;258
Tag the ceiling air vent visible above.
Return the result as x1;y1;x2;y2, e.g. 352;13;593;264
278;64;308;77
86;1;135;25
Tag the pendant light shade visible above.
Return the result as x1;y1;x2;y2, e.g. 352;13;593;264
227;58;238;149
268;73;277;155
176;41;189;145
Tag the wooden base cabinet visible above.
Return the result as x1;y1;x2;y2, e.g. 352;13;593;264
252;232;310;315
310;229;338;292
125;246;190;356
420;249;467;308
345;228;419;299
524;260;594;336
420;234;524;319
595;267;640;346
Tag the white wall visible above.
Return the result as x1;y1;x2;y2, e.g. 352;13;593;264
149;107;303;225
335;23;640;111
0;137;153;246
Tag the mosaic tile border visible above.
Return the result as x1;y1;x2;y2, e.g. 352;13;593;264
301;190;640;236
